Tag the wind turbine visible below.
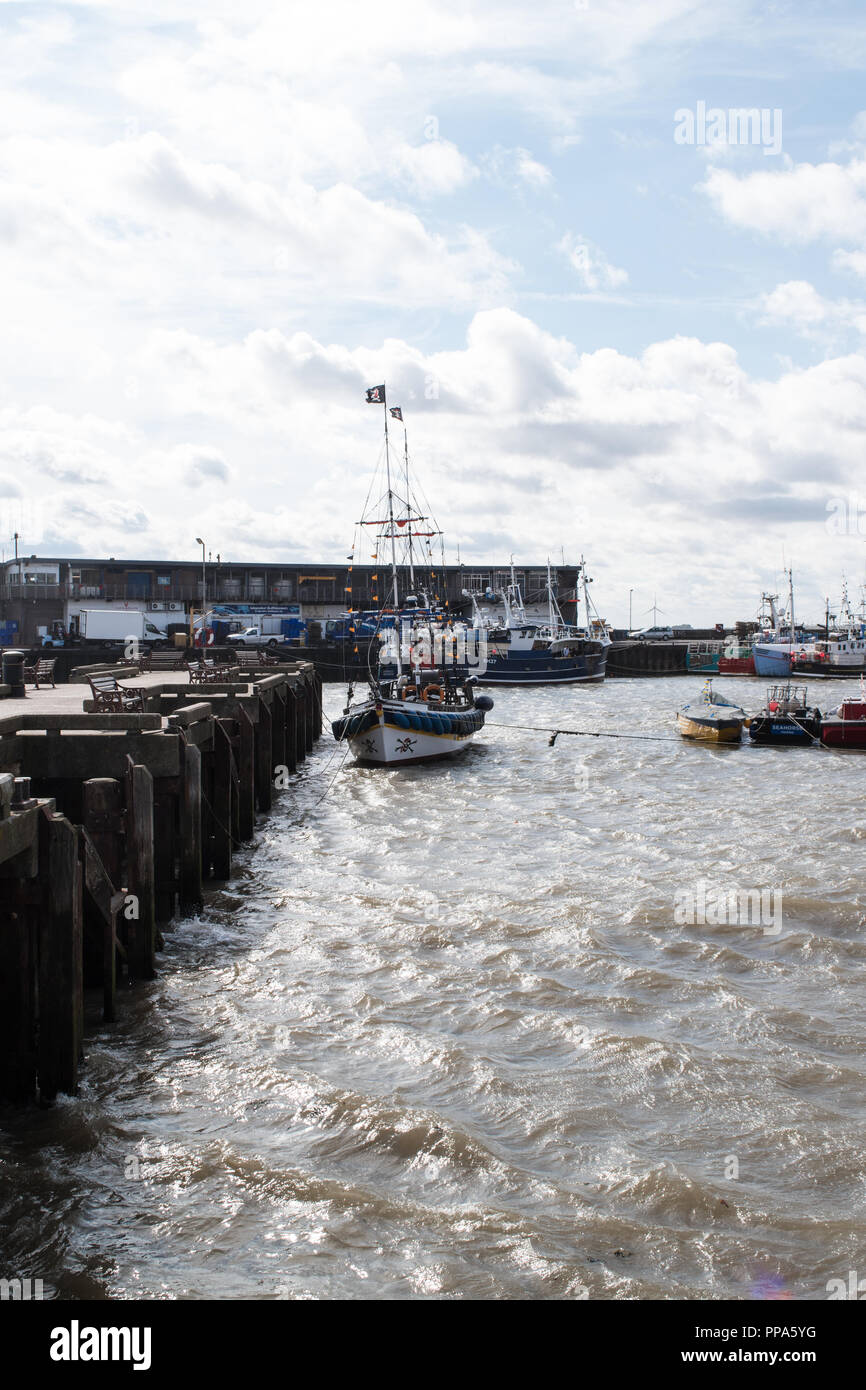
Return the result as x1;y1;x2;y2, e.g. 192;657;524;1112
644;595;666;625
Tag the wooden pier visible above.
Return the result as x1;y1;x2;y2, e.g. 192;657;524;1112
0;662;322;1105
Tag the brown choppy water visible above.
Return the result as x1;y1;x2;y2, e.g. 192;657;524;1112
2;676;865;1300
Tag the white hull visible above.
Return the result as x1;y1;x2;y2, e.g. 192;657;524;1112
333;696;487;766
348;718;475;765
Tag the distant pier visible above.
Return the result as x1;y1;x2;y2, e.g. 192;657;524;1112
0;661;322;1105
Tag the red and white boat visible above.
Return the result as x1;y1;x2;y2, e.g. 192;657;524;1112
718;635;755;676
820;695;866;749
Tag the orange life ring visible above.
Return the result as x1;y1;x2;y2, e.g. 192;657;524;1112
401;685;417;700
422;683;443;703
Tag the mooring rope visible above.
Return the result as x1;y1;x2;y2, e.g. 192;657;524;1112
485;720;681;744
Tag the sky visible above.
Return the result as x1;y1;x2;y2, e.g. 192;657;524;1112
2;0;866;625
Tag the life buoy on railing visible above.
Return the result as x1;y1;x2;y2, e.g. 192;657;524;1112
422;683;443;704
401;685;417;700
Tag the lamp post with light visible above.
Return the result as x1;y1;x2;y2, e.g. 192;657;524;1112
195;537;207;646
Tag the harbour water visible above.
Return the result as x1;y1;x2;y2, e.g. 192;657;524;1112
2;677;864;1301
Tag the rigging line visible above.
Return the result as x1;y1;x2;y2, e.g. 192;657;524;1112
309;737;353;808
484;719;681;744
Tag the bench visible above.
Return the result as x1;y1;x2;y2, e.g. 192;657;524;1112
187;660;239;685
87;674;145;712
234;651;278;669
22;658;57;689
139;649;187;672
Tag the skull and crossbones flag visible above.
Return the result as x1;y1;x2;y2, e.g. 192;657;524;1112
365;385;386;404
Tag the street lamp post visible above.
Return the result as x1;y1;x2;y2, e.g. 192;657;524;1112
629;588;633;632
195;537;206;612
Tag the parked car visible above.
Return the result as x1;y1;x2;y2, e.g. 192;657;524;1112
632;625;674;641
226;626;289;649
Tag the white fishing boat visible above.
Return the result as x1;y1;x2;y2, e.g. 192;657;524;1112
331;387;493;766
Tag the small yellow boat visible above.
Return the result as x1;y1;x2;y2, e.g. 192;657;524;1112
676;680;746;743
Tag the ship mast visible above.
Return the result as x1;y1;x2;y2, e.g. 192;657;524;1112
403;421;415;591
547;558;554;631
382;389;400;613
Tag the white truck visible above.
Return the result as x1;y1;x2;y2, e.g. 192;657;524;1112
80;609;167;646
225;625;289;649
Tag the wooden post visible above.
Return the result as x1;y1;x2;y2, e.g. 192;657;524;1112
272;687;287;777
37;812;83;1099
303;679;314;756
152;778;177;927
237;706;255;839
212;721;233;879
125;762;156;980
295;686;306;766
254;700;273;814
284;689;298;775
0;880;37;1103
180;740;203;913
82;778;123;1020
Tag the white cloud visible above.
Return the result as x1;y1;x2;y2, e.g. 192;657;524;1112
832;248;866;279
483;146;553;191
558;233;629;290
701;157;866;244
393;139;477;198
759;280;866;341
6;311;864;622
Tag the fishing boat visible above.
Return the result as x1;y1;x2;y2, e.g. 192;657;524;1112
820;686;866;748
789;583;866;677
747;684;822;745
752;576;810;678
718;635;755;675
472;558;611;685
331;387;493;766
684;639;724;674
676;680;746;743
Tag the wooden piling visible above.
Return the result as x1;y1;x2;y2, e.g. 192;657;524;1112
82;778;124;1020
255;701;273;814
272;688;287;776
237;706;255;839
152;778;177;926
212;720;234;879
180;739;203;913
0;881;37;1103
37;811;83;1099
125;761;156;979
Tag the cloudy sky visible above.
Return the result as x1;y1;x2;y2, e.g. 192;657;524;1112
3;0;866;624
